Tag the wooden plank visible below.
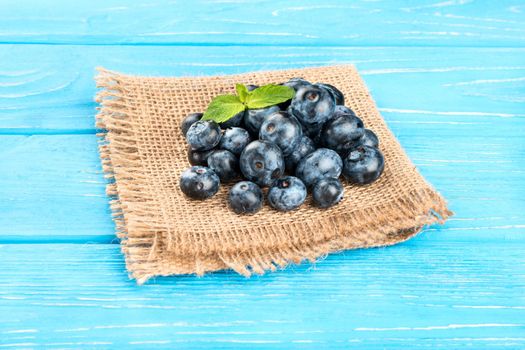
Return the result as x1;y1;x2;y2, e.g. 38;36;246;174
1;0;524;46
1;45;524;132
0;242;524;348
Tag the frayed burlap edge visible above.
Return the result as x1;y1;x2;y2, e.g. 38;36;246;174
95;66;452;284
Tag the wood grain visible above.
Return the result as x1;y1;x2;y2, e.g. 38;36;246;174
1;46;524;132
0;242;524;348
1;0;524;46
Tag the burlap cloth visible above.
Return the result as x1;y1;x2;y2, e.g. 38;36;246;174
95;65;451;284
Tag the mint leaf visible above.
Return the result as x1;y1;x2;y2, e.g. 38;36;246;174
236;84;249;103
202;95;246;123
246;84;294;109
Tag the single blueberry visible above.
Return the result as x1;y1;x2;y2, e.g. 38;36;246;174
284;135;316;172
244;105;280;137
259;111;303;156
239;140;285;187
220;110;245;129
207;149;240;182
282;77;311;91
342;145;384;185
181;112;202;137
187;147;214;166
317;83;345;105
228;181;264;214
289;84;335;126
356;129;379;148
179;166;220;200
219;127;252;156
320;113;365;155
267;176;307;212
334;105;356;116
295;148;343;187
312;178;344;209
186;120;222;151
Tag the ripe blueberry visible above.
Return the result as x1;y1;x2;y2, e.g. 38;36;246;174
179;166;220;200
186;120;222;151
239;140;285;187
334;105;356;117
356;129;379;148
187;147;214;166
295;148;343;187
284;135;316;172
342;145;384;185
259;111;302;156
244;105;280;137
320;113;365;155
228;181;263;214
289;84;336;126
220;110;245;129
219;127;251;156
181;112;202;136
282;77;311;91
312;178;344;209
267;176;307;212
317;83;344;105
207;149;240;182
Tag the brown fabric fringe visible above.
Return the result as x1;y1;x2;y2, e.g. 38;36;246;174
95;65;452;284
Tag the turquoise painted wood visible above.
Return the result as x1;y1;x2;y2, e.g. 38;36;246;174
1;0;524;348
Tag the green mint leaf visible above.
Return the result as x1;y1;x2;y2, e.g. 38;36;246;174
245;84;295;109
236;84;249;103
201;94;246;123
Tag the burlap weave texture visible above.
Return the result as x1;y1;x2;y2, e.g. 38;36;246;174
96;65;451;284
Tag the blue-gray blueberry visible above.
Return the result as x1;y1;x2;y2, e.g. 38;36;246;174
207;149;240;182
289;84;336;126
284;135;316;172
228;181;263;214
187;147;214;166
179;166;220;200
219;127;251;156
181;112;202;136
312;178;344;208
186;120;222;151
342;145;384;185
295;148;343;187
267;176;307;212
240;140;285;187
259;111;302;156
244;105;280;137
320;113;365;155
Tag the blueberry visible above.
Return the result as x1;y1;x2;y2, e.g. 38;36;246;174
289;84;336;126
181;112;202;136
228;181;264;214
220;110;245;129
295;148;343;187
240;140;285;187
312;178;344;209
317;83;344;105
246;84;259;91
244;105;280;137
334;105;356;116
219;127;251;156
187;147;214;166
179;166;220;200
186;120;222;151
356;129;379;148
284;135;316;172
283;77;311;91
267;176;307;212
207;149;240;182
259;111;302;156
320;113;365;155
342;145;384;185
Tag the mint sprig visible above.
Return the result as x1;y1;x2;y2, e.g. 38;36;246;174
202;83;294;123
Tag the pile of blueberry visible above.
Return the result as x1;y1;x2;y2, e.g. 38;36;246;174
180;78;384;214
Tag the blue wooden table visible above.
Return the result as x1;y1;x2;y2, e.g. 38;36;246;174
1;1;524;348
